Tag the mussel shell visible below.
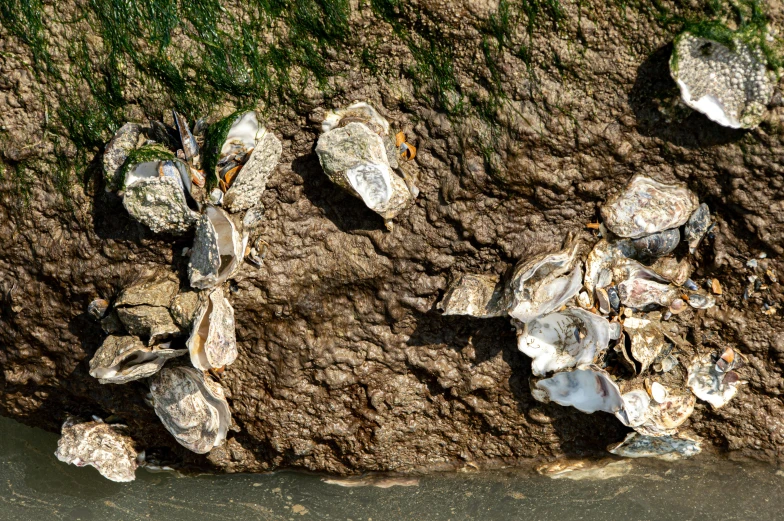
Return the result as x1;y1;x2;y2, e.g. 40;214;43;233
631;228;680;258
607;286;621;313
88;298;110;320
684;203;711;253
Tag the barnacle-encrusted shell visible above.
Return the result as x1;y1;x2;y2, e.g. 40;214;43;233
670;30;774;129
601;175;699;239
437;273;507;318
687;352;743;408
214;112;283;213
316;118;412;223
621;317;667;374
634;388;695;437
122;148;198;235
517;308;610;376
188;206;244;290
55;417;138;482
103;122;142;191
150;366;231;454
116;306;180;345
507;244;582;323
187;288;237;370
684;203;711;254
89;335;186;384
648;256;693;287
533;368;623;414
608;432;702;461
116;277;178;308
631;228;680;259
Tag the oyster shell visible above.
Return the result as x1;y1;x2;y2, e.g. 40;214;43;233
601;175;699;239
684;203;711;254
150;366;231;454
122;145;199;234
187;287;237;370
507;244;583;323
316;108;412;225
631;228;680;259
687;351;743;408
533;368;623;414
89;335;186;384
621;317;667;374
517;308;610;376
55;417;138;482
188;206;245;290
116;277;178;308
437;273;506;318
87;298;110;320
616;264;679;309
686;292;715;309
116;306;180;345
608;432;702;461
583;239;635;305
648;256;692;287
205;111;282;213
635;389;695;437
671;30;774;129
103;122;143;191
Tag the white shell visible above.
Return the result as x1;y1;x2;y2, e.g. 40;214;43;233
671;32;773;129
608;432;702;461
687;352;743;408
601;175;699;239
55;417;138;482
622;316;667;374
583;239;636;305
437;273;506;318
507;244;582;323
187;288;237;370
517;308;610;376
188;206;244;290
150;366;231;454
534;368;623;414
89;335;186;384
123;172;198;235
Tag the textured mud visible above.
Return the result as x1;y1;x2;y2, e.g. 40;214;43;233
1;1;784;475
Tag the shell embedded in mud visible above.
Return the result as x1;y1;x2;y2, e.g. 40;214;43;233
316;105;413;224
55;417;138;482
87;298;110;320
687;351;744;408
89;335;187;384
150;366;231;454
507;244;583;323
103;122;143;192
188;206;245;290
608;432;702;461
533;368;623;414
600;175;699;239
437;273;507;318
670;30;774;129
517;308;610;376
186;287;237;371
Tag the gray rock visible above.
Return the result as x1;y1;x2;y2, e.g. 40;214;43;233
116;278;178;308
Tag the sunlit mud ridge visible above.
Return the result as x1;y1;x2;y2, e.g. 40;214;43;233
440;174;748;461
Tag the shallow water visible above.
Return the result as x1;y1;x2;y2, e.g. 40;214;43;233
1;416;783;521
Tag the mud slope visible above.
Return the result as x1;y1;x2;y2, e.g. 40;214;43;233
0;0;783;474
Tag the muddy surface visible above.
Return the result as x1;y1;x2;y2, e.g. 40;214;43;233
1;0;783;474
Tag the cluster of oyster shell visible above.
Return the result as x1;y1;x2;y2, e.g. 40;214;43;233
57;110;283;481
315;102;420;230
440;174;747;461
670;27;776;129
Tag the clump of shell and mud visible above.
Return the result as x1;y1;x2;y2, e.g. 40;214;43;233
55;103;419;482
440;174;748;462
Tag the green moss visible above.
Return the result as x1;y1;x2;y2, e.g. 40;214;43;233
202;111;244;191
118;144;176;189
